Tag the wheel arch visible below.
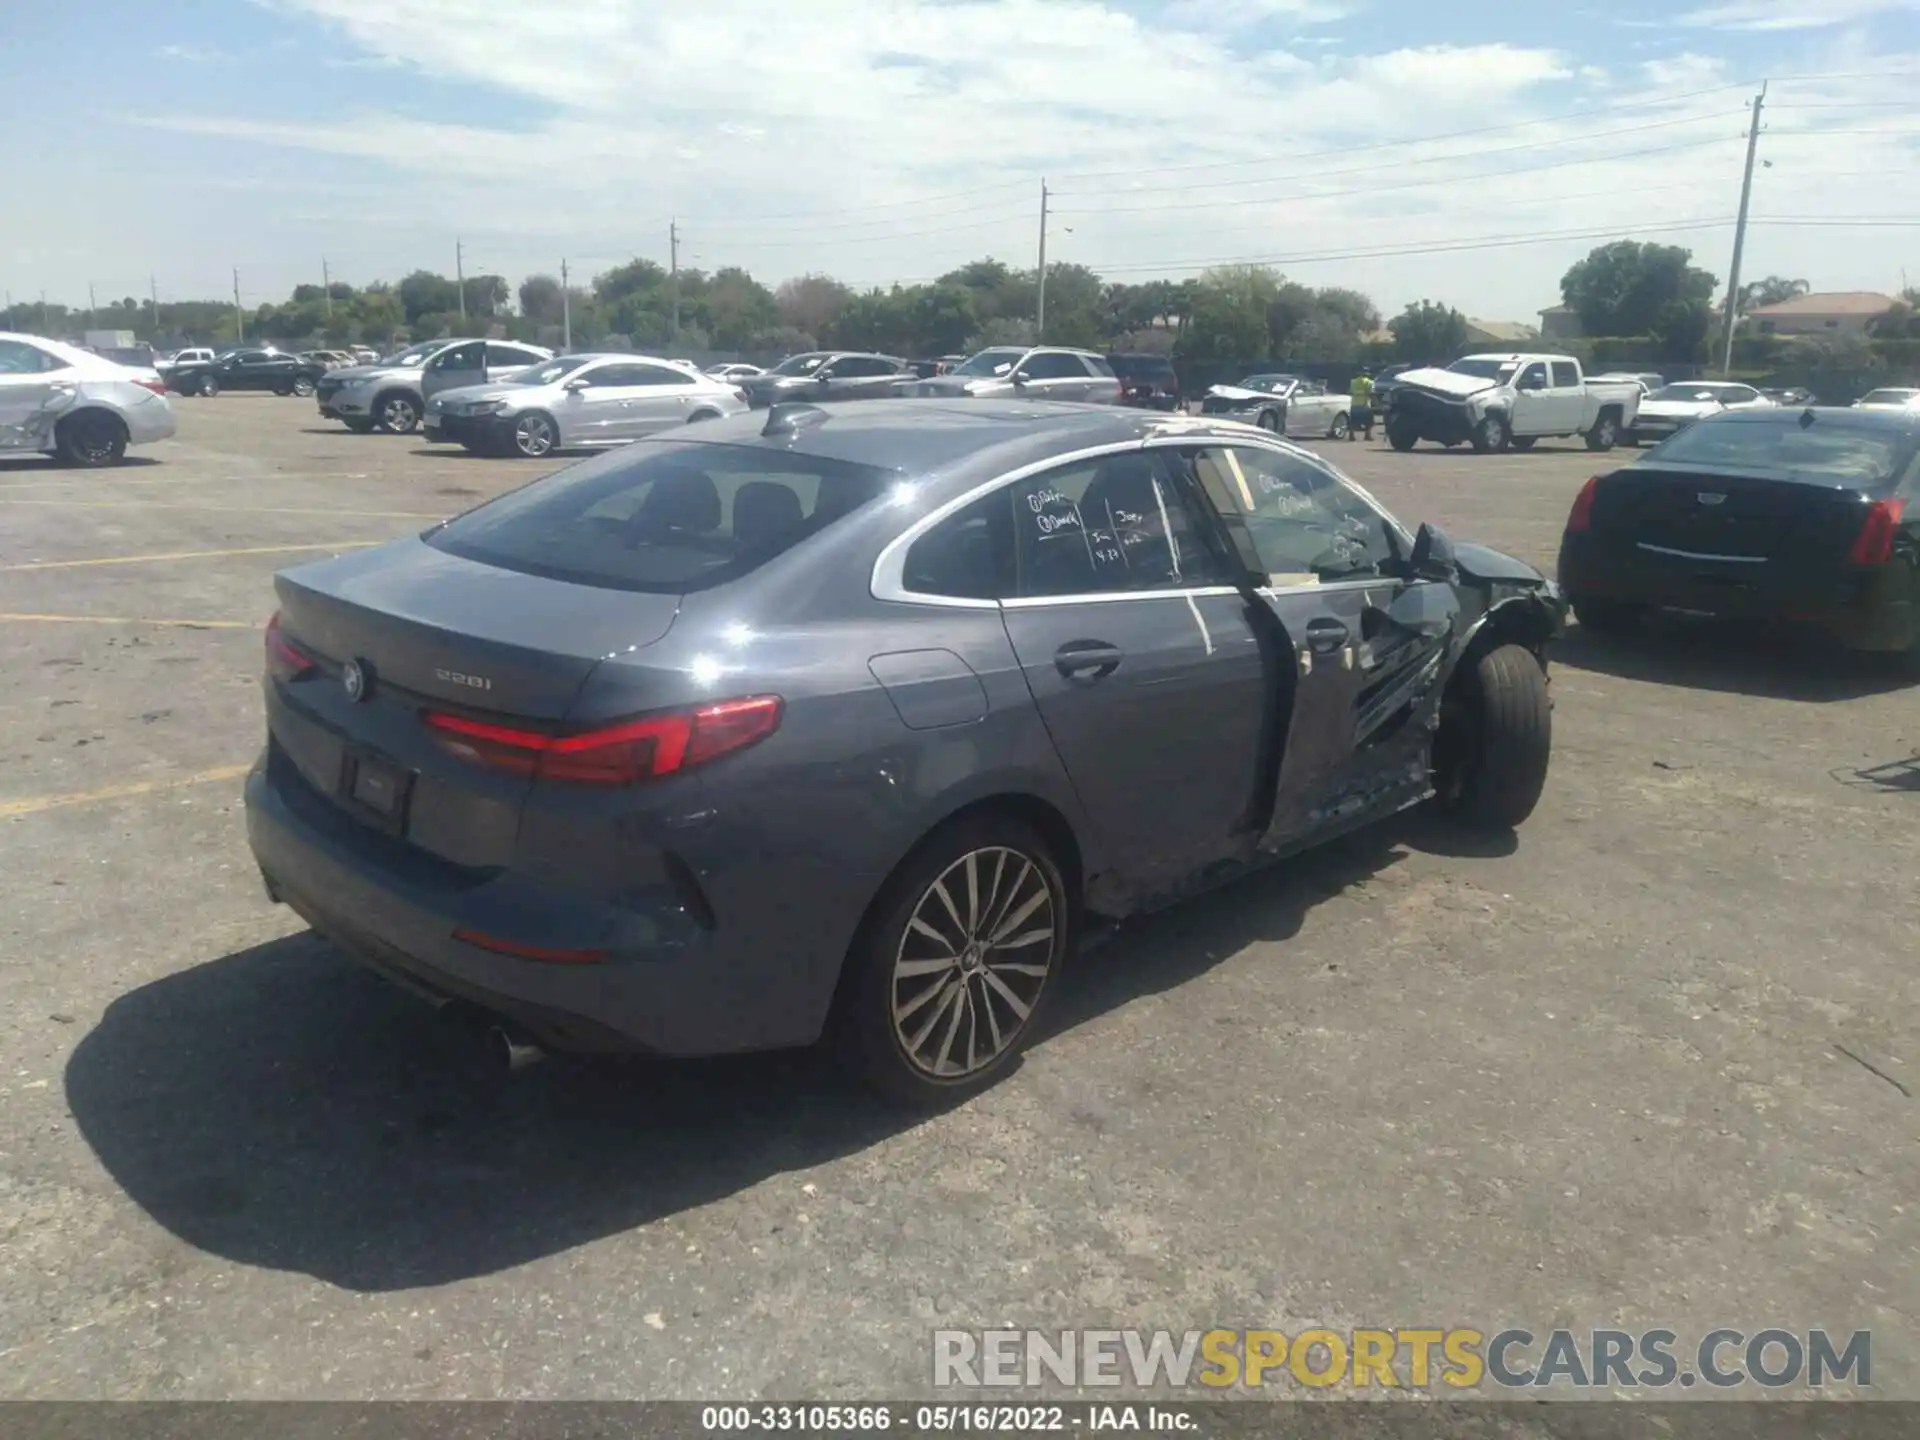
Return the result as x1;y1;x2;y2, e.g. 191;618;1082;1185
1456;591;1560;677
52;404;129;444
821;786;1090;1031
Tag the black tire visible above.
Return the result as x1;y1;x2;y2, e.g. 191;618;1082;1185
1434;643;1551;831
1572;597;1643;634
1470;413;1510;454
1328;410;1350;440
1585;412;1620;452
1509;436;1537;452
685;408;721;424
508;410;559;458
834;814;1072;1106
273;384;293;397
198;375;219;398
341;417;376;434
292;376;316;398
1387;422;1418;452
373;390;421;434
53;410;129;468
1256;408;1281;432
1624;432;1643;448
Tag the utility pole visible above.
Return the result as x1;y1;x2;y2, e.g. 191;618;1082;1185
150;275;160;337
1718;80;1767;377
233;267;244;342
322;257;333;321
1035;179;1050;341
456;239;467;324
669;220;680;342
87;282;97;328
560;257;572;352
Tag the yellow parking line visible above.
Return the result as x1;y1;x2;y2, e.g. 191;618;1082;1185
0;475;187;490
0;612;259;630
0;541;379;572
0;499;441;519
0;764;252;820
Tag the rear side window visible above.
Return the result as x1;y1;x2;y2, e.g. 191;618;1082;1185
1550;362;1579;387
902;493;1015;600
1022;352;1084;380
1011;452;1232;597
1085;356;1118;378
429;441;895;593
0;340;65;374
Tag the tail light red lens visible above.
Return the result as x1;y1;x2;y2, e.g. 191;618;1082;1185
135;377;167;396
1566;476;1601;534
1846;497;1905;565
451;928;607;965
422;695;783;786
265;610;315;681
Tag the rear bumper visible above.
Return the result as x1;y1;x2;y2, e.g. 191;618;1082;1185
423;412;510;448
244;748;819;1057
1559;536;1919;651
123;393;177;444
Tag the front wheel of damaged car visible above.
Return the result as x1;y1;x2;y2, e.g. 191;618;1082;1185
836;817;1071;1106
1432;643;1552;831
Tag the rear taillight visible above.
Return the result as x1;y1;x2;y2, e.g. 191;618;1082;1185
265;610;315;681
1846;498;1905;565
135;377;167;396
422;695;782;786
1566;476;1602;534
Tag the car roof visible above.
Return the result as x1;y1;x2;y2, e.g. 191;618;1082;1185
634;399;1276;479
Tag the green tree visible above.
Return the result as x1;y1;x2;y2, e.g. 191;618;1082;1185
698;267;781;350
1740;276;1809;310
1649;297;1713;362
397;271;461;325
774;274;852;338
1177;265;1281;362
593;258;670;307
518;274;566;328
1389;300;1470;363
1559;241;1716;338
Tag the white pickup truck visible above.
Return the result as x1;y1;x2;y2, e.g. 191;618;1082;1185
1382;353;1642;454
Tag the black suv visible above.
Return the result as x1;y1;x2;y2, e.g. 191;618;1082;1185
167;348;327;398
1107;353;1182;411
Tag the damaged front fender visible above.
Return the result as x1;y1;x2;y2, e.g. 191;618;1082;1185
0;380;79;452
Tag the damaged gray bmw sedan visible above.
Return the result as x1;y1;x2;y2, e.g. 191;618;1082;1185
246;401;1564;1103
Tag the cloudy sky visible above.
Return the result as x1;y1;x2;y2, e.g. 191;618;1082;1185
3;0;1917;323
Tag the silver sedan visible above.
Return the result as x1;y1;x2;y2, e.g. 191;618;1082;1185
423;354;751;458
0;332;177;467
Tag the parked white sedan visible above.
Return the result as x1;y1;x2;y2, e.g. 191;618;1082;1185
422;353;750;457
1853;387;1920;410
0;332;177;466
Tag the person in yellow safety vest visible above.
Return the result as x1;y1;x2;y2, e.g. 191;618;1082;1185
1347;368;1374;441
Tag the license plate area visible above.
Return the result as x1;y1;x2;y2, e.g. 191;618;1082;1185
339;745;415;835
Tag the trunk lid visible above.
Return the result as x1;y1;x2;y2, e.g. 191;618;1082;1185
267;538;681;868
1591;466;1868;564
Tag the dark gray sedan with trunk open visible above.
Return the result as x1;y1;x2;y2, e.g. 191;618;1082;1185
246;401;1565;1103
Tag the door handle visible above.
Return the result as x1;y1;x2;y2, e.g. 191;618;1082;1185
1054;641;1123;680
1304;617;1350;654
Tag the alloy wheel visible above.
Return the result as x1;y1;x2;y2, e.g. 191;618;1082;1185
890;846;1057;1080
381;396;419;432
514;414;556;457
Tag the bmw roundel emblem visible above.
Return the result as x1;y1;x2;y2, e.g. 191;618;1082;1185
342;658;369;702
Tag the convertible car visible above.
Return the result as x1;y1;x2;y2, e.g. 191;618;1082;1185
1199;374;1352;439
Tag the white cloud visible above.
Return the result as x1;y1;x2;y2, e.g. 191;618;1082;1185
1676;0;1916;30
158;43;231;62
63;0;1920;318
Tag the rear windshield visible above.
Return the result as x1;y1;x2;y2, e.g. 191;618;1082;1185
1649;417;1911;486
427;440;897;593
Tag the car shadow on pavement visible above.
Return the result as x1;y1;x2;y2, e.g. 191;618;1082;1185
1831;754;1920;793
1554;619;1914;702
0;455;161;473
64;830;1409;1293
